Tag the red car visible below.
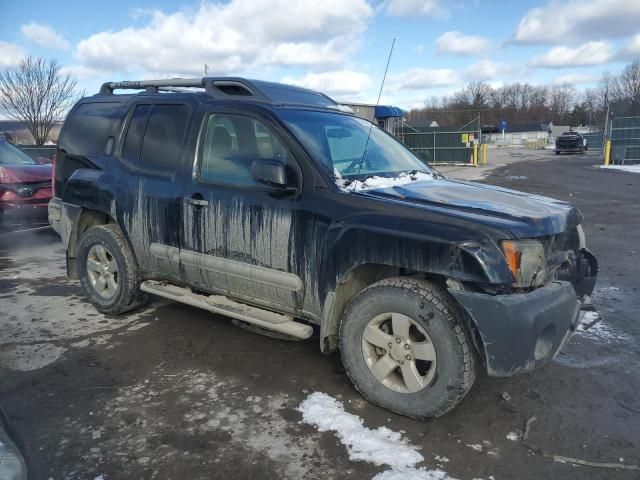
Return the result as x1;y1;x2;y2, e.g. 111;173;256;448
0;140;52;230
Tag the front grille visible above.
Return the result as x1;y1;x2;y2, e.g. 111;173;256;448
2;181;51;195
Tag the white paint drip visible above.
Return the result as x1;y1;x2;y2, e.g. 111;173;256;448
298;392;456;480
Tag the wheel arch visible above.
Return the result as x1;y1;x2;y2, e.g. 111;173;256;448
320;263;451;353
66;208;117;278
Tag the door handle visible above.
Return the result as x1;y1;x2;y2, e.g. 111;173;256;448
184;196;209;207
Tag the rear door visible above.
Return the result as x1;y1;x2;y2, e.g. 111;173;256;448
177;107;318;315
118;102;192;280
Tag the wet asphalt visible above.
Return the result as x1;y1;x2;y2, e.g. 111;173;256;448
0;149;639;480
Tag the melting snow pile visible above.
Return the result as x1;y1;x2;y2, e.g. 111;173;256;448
298;392;455;480
599;165;640;174
577;311;631;343
336;171;434;192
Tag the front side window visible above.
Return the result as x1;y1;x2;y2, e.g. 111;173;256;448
199;114;290;187
278;109;432;183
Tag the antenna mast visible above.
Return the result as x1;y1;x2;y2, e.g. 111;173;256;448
358;38;396;173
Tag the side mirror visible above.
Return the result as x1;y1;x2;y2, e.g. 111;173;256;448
251;159;287;188
35;157;52;165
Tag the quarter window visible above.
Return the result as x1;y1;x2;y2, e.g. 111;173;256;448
199;114;290;186
59;102;121;157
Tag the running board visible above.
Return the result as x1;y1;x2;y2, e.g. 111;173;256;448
140;280;313;340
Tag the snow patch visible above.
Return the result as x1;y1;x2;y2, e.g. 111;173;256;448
373;468;453;480
298;392;456;479
339;171;434;192
599;165;640;174
577;311;631;343
506;431;521;442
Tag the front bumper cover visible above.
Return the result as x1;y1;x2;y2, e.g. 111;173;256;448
450;281;581;377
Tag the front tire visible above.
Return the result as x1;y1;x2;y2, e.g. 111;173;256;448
77;224;147;314
339;278;477;419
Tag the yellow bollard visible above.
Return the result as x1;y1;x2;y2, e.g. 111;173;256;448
473;143;478;166
604;140;611;166
481;143;487;165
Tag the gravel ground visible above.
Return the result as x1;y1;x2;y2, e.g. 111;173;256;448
1;148;638;480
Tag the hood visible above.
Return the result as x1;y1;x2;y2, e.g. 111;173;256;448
0;164;52;184
359;178;581;238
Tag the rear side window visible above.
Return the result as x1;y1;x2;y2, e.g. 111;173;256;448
138;104;190;173
122;105;151;166
59;102;121;156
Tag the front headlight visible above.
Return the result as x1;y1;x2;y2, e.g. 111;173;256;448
501;240;546;287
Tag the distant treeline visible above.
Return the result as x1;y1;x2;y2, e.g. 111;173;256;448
407;60;640;129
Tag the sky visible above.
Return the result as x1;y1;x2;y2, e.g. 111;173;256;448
1;0;640;109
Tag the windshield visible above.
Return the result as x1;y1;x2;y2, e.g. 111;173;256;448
278;109;432;184
0;141;37;166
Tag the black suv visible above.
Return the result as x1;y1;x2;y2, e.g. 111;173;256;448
555;131;587;154
49;77;597;418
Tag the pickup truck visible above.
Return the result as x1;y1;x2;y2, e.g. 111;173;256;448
49;77;598;418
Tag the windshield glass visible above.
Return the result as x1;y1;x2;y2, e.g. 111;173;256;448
278;109;432;185
0;141;37;166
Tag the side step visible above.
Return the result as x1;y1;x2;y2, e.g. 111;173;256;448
140;280;313;340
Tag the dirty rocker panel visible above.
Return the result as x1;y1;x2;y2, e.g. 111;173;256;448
150;243;304;292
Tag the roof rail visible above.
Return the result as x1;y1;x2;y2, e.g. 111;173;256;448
98;76;337;107
100;77;270;102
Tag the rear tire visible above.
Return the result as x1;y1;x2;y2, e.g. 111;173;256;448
77;224;147;314
339;277;477;419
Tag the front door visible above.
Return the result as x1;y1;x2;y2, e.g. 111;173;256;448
178;109;317;315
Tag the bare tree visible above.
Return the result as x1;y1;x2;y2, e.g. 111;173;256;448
0;56;79;145
617;60;640;114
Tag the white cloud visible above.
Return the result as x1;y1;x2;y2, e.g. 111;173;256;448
514;0;640;44
388;68;460;91
530;41;614;68
464;59;519;81
281;70;372;99
0;42;25;67
619;33;640;59
436;31;491;56
60;64;109;81
21;22;70;50
553;72;597;85
75;0;373;77
384;0;445;18
628;34;640;54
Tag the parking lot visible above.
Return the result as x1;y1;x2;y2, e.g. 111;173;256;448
1;148;639;480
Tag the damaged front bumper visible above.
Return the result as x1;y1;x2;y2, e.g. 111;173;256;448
450;281;583;377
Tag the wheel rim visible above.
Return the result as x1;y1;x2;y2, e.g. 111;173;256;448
361;312;437;394
86;244;118;299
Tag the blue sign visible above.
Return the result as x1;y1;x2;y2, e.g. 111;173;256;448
499;119;507;131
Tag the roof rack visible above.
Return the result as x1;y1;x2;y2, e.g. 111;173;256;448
98;76;337;107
